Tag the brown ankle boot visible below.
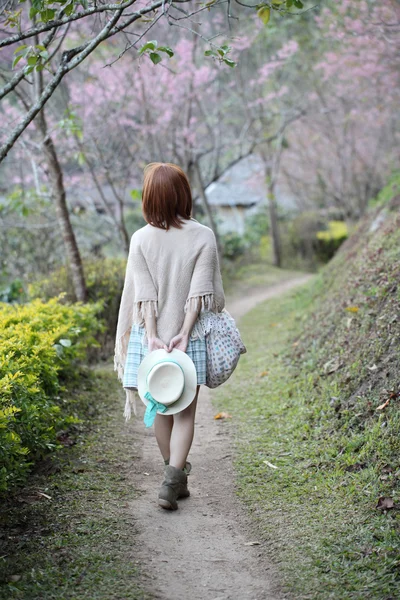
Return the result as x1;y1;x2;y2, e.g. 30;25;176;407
158;465;190;510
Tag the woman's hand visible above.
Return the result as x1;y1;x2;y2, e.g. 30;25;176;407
147;337;168;352
168;332;189;353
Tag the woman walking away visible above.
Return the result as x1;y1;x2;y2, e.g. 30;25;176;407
114;162;225;510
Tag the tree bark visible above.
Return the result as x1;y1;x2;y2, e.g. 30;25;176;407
267;179;282;268
43;135;88;301
34;70;88;301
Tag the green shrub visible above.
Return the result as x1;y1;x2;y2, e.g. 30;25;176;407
243;209;270;246
0;279;27;303
28;258;125;357
315;220;349;262
221;232;247;261
283;213;348;267
0;297;102;493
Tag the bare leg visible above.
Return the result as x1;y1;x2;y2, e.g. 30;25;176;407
169;386;200;470
154;413;173;462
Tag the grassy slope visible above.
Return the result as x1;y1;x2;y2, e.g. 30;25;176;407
0;366;150;600
214;198;400;599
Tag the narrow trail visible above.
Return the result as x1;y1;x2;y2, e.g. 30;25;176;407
128;274;312;600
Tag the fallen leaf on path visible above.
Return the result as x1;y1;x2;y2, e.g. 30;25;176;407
143;472;150;476
345;306;359;313
376;497;395;510
244;541;261;546
346;318;353;329
214;412;232;420
258;371;269;378
263;460;278;469
36;492;52;500
367;364;378;372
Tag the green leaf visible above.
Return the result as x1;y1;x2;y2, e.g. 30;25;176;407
59;339;72;347
130;189;141;201
139;40;157;54
24;65;35;74
40;8;55;22
80;0;88;8
31;0;44;10
204;49;217;57
158;46;174;58
217;48;225;57
39;50;49;59
149;52;162;65
36;64;45;71
12;55;23;68
29;7;38;19
223;58;236;68
64;2;74;15
14;44;28;54
27;56;38;66
220;44;231;52
293;0;303;6
286;0;293;6
257;5;271;24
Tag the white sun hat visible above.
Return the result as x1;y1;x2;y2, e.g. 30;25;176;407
137;349;197;427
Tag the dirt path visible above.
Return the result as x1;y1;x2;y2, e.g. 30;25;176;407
129;274;312;600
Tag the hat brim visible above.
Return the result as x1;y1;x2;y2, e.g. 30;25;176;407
137;349;198;415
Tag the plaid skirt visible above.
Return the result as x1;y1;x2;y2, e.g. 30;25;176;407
123;324;207;389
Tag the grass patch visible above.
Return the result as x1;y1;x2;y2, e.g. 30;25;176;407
0;365;150;600
214;205;400;599
222;259;301;296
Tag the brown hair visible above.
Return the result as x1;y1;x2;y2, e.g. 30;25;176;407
142;162;192;230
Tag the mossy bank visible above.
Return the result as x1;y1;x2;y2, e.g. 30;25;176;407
214;196;400;599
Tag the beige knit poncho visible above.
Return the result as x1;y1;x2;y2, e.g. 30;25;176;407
114;218;225;418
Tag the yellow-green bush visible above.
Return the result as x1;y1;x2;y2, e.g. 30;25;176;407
0;298;102;493
315;220;349;262
28;258;125;357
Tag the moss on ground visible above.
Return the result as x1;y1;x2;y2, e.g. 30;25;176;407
0;365;150;600
214;201;400;599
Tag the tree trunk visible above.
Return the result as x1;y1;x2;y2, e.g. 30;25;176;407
192;161;222;259
34;71;87;301
267;180;282;268
43;135;88;301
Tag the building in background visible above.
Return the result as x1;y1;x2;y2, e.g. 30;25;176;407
205;155;297;234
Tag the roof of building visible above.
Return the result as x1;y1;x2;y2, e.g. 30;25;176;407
204;154;297;210
205;155;265;208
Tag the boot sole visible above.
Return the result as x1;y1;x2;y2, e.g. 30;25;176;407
177;490;190;499
158;498;178;510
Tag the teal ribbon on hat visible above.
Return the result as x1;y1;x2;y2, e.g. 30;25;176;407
142;358;185;428
143;391;168;427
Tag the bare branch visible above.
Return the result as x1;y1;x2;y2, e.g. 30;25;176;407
0;0;137;48
0;7;124;162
